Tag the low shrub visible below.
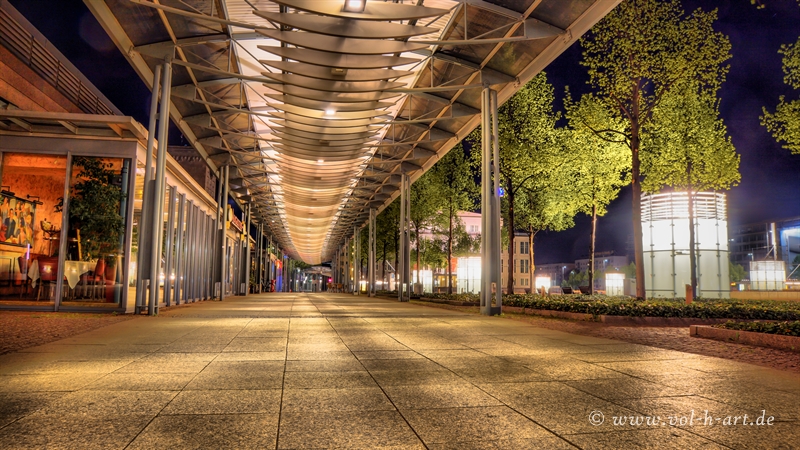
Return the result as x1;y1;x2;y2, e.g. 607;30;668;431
714;320;800;336
420;293;800;320
424;293;479;303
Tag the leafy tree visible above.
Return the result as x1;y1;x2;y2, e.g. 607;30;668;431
470;73;570;294
565;93;631;294
621;262;637;280
729;261;747;283
580;0;731;298
643;80;740;298
409;168;440;284
58;157;125;262
418;236;447;271
564;270;588;289
428;143;478;294
376;199;399;287
762;33;800;154
514;182;577;280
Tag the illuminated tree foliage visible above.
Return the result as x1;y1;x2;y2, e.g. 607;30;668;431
376;199;399;287
580;0;731;298
409;169;440;281
565;93;631;294
762;34;800;154
428;143;478;294
471;73;575;294
643;80;740;298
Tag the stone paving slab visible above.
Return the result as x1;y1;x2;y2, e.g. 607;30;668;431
0;292;798;449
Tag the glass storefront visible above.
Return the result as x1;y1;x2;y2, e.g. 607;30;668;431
62;156;130;308
0;114;226;313
0;153;132;308
0;153;68;304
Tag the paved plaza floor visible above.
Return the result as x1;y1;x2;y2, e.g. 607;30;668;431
0;293;798;449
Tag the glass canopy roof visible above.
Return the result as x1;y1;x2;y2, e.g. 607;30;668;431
85;0;619;264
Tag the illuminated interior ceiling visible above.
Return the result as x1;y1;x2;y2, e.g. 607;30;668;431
85;0;619;264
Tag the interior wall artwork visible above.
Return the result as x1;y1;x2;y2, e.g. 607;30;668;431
0;194;36;247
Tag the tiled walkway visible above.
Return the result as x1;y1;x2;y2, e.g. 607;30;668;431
0;293;797;449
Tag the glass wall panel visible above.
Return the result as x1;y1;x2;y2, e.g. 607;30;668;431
63;156;130;308
129;161;145;306
0;153;68;304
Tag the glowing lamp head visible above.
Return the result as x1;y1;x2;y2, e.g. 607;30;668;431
343;0;366;12
324;108;335;116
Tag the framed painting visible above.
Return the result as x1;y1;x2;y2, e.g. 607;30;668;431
0;194;36;247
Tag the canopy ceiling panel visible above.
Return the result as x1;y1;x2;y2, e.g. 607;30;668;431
86;0;620;264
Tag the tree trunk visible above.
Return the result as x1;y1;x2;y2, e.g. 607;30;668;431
381;242;386;288
589;201;597;295
393;227;399;292
447;202;453;295
631;97;646;299
528;225;536;292
415;223;421;290
506;180;515;295
687;161;698;299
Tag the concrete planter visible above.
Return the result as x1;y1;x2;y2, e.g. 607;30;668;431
690;325;800;353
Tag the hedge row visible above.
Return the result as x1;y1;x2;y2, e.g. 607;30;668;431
714;320;800;337
422;293;800;321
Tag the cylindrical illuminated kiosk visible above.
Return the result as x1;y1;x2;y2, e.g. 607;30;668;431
641;192;730;298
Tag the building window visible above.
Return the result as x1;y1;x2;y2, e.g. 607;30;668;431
519;259;529;274
520;241;529;255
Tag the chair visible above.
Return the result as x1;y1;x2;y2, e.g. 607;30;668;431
36;256;59;301
15;255;32;298
79;259;106;300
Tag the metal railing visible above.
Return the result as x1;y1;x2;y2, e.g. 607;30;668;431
0;3;116;116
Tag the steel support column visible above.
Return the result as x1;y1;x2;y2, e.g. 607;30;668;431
480;87;502;315
398;173;411;302
163;186;176;306
219;164;229;300
368;208;376;297
256;223;263;293
354;226;361;295
135;63;161;313
148;60;171;316
343;238;349;292
244;203;252;295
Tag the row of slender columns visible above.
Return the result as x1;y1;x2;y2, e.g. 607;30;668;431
142;186;217;309
133;87;498;305
133;60;174;315
481;87;502;315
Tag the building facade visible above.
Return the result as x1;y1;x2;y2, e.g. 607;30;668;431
0;2;285;312
729;217;800;274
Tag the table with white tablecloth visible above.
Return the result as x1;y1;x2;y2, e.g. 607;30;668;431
28;259;96;290
64;261;96;289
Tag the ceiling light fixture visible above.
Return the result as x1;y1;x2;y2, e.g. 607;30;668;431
325;108;335;116
317;159;324;164
343;0;366;13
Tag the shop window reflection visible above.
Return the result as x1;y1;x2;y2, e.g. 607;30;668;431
0;153;67;303
63;156;130;307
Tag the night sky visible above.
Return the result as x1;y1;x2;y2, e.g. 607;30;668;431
9;0;800;264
